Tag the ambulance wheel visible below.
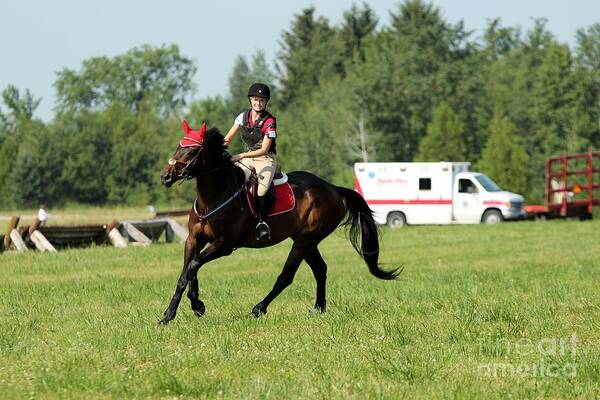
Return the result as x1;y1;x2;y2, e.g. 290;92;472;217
387;212;406;228
482;209;503;224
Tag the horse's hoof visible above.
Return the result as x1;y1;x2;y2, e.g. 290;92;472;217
252;304;267;318
310;305;326;314
159;310;176;325
192;302;206;317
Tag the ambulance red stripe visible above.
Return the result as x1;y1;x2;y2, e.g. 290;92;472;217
365;199;452;205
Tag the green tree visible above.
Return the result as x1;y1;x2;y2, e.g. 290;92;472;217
0;136;20;208
10;121;62;207
340;3;378;62
227;56;252;114
390;0;467;57
0;85;41;132
277;7;344;108
530;43;583;154
0;86;46;208
347;0;472;161
278;78;358;185
53;110;111;204
475;22;549;200
416;102;466;161
575;23;600;147
347;32;411;161
575;23;600;73
102;102;175;205
471;19;522;149
187;96;230;133
54;44;196;116
481;19;521;61
477;115;529;196
47;45;196;206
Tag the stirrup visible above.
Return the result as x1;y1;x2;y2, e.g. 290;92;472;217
256;221;270;240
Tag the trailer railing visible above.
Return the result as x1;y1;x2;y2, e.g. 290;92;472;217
545;149;600;217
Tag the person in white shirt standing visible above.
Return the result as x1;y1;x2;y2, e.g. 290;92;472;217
38;203;48;227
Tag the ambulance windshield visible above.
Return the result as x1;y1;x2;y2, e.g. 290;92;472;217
475;175;502;192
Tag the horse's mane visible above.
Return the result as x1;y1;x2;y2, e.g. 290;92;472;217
203;127;228;157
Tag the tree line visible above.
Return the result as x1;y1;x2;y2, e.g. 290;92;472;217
1;0;598;209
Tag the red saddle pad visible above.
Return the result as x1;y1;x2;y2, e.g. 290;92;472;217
269;182;295;216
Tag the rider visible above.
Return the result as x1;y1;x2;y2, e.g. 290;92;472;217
224;83;277;241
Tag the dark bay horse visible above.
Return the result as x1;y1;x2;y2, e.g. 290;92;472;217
158;121;399;323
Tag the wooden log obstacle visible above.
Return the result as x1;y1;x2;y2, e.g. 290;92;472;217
117;219;188;244
3;216;28;253
1;216;187;253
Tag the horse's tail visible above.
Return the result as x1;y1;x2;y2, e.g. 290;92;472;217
335;186;401;280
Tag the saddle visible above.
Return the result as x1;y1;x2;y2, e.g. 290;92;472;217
245;166;292;218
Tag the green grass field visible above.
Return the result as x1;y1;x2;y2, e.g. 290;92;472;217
1;220;599;399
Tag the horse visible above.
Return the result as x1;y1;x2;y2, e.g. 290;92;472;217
158;121;400;323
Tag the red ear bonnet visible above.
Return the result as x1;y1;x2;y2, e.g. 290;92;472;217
180;120;207;147
182;120;191;134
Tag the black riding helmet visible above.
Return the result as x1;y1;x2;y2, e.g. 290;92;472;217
247;83;270;99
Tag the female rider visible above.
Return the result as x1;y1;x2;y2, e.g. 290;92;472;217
224;83;277;241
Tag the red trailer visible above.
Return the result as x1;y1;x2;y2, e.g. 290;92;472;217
525;149;600;220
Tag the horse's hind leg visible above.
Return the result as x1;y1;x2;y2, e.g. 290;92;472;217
252;242;304;317
305;246;327;313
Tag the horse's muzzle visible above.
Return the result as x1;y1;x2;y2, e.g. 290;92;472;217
160;171;174;187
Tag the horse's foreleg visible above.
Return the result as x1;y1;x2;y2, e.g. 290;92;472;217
305;246;327;313
252;243;304;318
160;257;200;324
160;240;231;324
187;275;206;317
186;238;208;317
160;237;199;323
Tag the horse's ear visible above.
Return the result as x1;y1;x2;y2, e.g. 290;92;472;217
182;120;191;134
200;122;206;135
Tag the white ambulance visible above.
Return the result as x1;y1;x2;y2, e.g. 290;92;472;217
354;162;525;227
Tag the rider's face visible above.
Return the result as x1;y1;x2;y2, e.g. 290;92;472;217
249;96;268;112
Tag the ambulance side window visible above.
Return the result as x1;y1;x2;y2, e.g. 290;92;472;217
458;179;478;194
419;178;431;191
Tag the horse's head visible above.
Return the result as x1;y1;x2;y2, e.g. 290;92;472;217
160;120;227;187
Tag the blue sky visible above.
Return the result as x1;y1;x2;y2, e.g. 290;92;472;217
1;0;597;121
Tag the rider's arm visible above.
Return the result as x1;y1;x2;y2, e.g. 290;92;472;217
223;123;240;146
238;137;272;159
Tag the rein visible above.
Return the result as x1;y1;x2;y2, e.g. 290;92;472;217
168;141;251;229
169;146;232;181
185;159;232;180
193;184;246;228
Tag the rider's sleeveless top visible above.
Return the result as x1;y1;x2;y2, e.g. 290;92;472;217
240;110;277;154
